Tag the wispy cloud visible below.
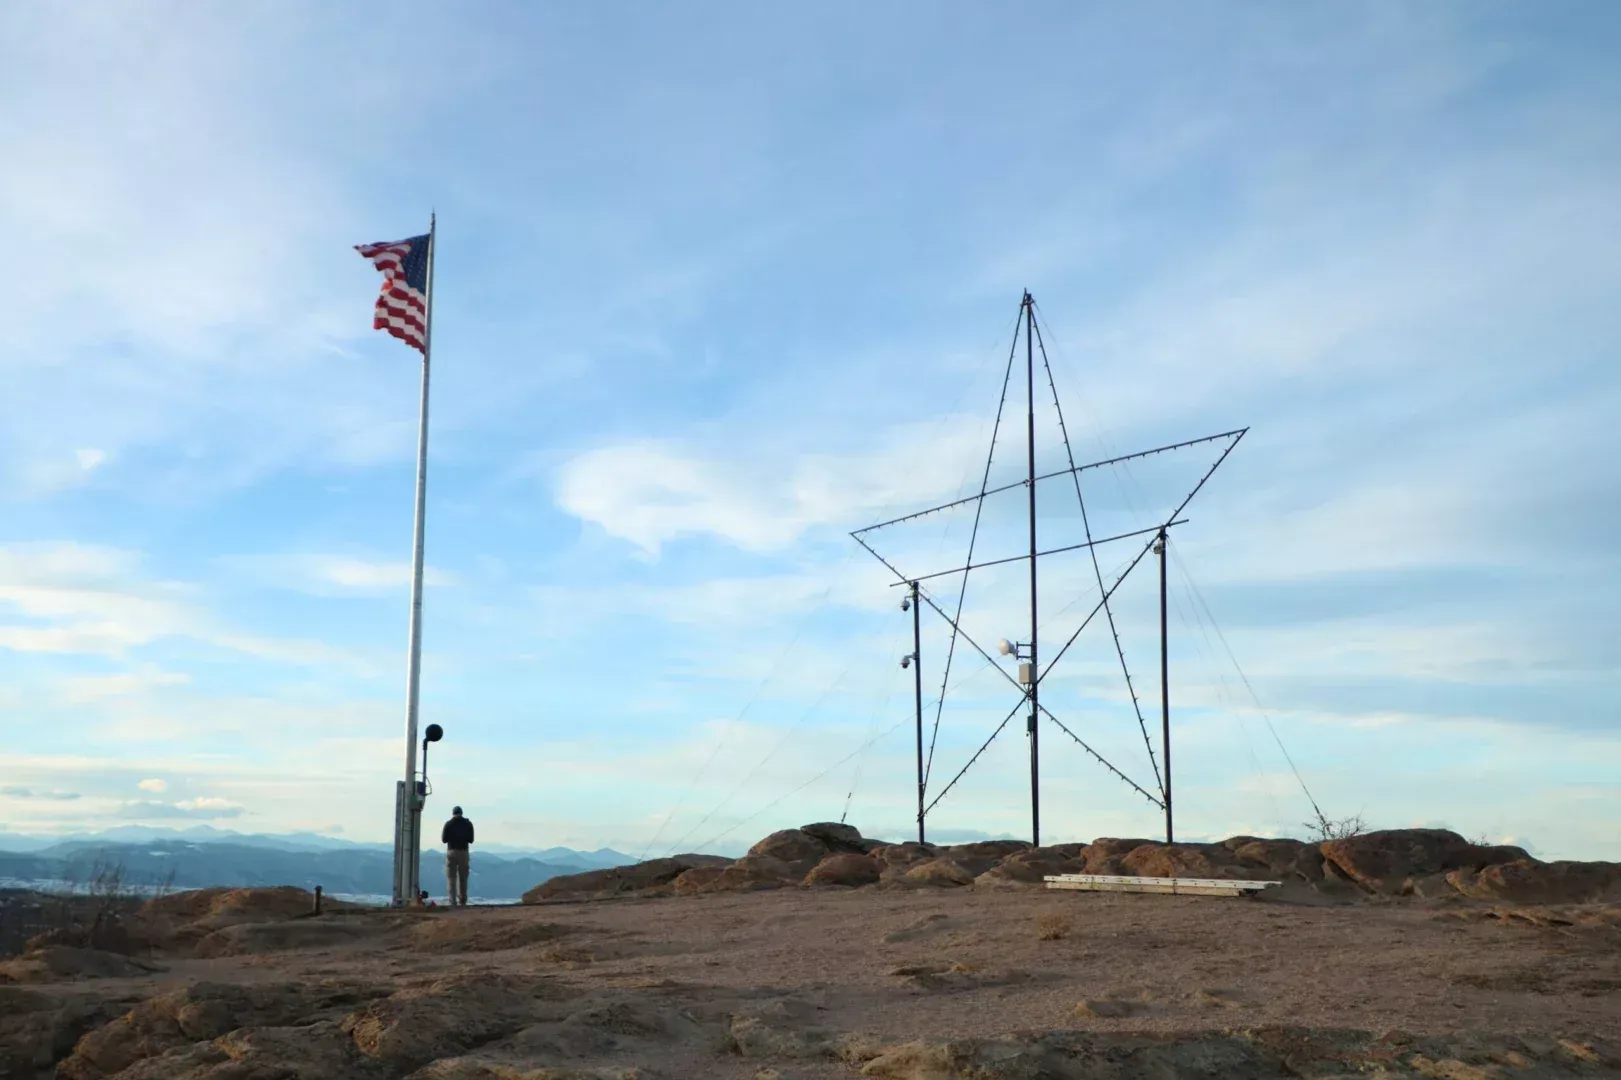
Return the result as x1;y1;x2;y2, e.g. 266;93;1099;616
0;785;82;801
554;415;1002;556
120;798;246;821
0;542;355;667
217;554;459;596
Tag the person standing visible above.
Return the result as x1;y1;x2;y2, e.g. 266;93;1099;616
441;805;474;906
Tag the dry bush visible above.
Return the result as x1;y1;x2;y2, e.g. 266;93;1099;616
1304;813;1367;843
1034;912;1072;941
26;858;144;953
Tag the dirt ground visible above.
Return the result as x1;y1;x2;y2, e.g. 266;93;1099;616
7;885;1620;1078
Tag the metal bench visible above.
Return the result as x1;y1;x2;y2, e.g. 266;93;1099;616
1043;873;1282;897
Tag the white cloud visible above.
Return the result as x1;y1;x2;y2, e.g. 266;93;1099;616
176;797;241;813
0;541;354;666
217;554;459;595
120;798;246;820
0;785;81;801
136;778;168;793
553;414;1012;555
60;670;192;705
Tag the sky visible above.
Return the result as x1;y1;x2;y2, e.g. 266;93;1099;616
2;2;1618;860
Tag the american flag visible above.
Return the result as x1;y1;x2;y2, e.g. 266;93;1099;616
355;233;431;352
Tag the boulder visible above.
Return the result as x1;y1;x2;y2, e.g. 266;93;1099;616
868;841;939;872
1446;860;1621;904
692;855;800;894
920;841;1030;879
974;849;1088;889
522;854;730;903
1229;839;1325;883
1404;873;1462;900
805;853;882;887
747;829;834;875
1120;843;1252;880
1219;835;1268;851
671;866;729;895
1081;838;1156;873
1038;842;1092;859
938;839;1031;866
903;858;979;887
1319;830;1532;894
799;822;870;854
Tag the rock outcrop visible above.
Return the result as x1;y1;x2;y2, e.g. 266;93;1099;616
798;821;874;854
1227;838;1326;882
522;854;730;903
805;853;882;887
57;980;384;1080
0;986;117;1079
692;854;802;893
1079;838;1158;873
1319;829;1532;895
974;848;1087;889
0;946;158;984
867;841;939;879
1120;842;1250;880
902;858;979;887
747;828;837;877
133;885;364;952
522;823;1614;908
1445;859;1621;904
853;1028;1621;1079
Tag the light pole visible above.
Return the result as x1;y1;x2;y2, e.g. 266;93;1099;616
998;637;1039;845
394;723;443;907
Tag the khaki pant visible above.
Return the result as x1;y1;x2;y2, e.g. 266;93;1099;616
445;848;470;906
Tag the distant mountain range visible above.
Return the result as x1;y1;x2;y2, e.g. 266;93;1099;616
0;827;635;902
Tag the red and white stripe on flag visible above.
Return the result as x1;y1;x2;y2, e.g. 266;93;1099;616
355;236;429;353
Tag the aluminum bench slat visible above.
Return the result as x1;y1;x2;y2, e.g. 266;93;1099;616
1042;873;1282;897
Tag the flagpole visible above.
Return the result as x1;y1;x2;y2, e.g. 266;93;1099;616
394;214;435;905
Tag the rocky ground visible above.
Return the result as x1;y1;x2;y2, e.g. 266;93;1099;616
2;825;1618;1079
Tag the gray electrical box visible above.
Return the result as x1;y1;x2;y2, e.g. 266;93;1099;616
1018;662;1033;685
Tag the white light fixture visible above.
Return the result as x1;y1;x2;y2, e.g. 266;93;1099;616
997;638;1014;656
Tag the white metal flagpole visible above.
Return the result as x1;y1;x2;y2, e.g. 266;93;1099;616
392;214;435;906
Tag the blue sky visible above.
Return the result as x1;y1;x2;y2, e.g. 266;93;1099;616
2;3;1618;859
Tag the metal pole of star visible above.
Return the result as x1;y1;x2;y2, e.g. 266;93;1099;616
850;291;1246;847
1021;293;1041;847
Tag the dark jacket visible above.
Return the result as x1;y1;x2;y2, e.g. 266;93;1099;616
441;816;474;850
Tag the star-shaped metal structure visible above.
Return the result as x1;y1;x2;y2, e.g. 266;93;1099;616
851;292;1245;846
